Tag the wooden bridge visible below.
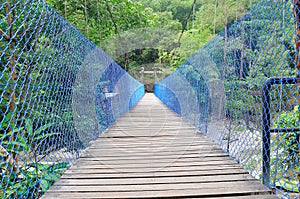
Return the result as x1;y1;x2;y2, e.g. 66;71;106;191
43;94;277;199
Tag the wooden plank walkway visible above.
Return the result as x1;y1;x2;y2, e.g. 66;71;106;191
43;93;277;199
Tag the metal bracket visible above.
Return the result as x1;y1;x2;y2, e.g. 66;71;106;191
261;77;298;186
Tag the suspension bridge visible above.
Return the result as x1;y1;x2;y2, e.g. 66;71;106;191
1;1;299;199
42;93;275;198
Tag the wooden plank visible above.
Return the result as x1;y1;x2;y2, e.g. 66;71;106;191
85;144;223;150
43;93;275;199
82;149;226;156
59;169;248;179
53;173;255;186
90;141;218;147
48;180;266;192
99;133;205;138
80;152;228;158
64;165;244;174
89;141;215;147
73;156;235;165
43;187;271;199
71;160;239;168
87;144;216;149
81;152;228;158
192;196;278;199
77;155;232;162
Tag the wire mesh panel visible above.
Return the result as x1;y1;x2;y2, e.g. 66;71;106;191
154;0;299;197
0;1;144;198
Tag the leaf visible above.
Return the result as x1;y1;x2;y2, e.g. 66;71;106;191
25;119;33;136
34;132;60;141
26;162;48;171
44;172;59;182
40;179;51;192
34;122;57;136
1;112;13;128
51;162;69;171
15;134;30;152
0;127;24;140
2;140;28;152
276;178;299;193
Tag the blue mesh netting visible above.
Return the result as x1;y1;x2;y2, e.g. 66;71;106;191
155;1;299;198
0;1;144;197
1;0;300;198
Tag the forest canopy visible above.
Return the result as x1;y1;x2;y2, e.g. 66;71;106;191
46;0;255;77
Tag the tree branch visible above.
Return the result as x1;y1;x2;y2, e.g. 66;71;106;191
0;28;10;41
104;0;120;35
177;0;197;44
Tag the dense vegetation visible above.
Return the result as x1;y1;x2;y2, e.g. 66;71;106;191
46;0;256;77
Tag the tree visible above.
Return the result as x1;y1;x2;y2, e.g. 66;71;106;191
47;0;154;46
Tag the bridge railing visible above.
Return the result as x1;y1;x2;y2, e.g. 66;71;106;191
0;1;144;198
155;1;299;197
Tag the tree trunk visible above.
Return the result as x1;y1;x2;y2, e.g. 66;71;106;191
240;23;244;80
218;17;228;119
84;0;88;35
96;0;102;43
293;2;300;110
5;1;16;114
192;2;195;29
5;0;18;172
64;0;67;18
214;0;218;35
293;0;300;183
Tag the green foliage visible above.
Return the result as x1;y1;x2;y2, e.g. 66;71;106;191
274;106;299;158
0;2;81;197
134;0;203;27
276;178;299;193
1;162;68;198
0;118;68;198
271;106;300;193
225;80;255;120
220;0;296;130
48;0;153;46
46;0;252;76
